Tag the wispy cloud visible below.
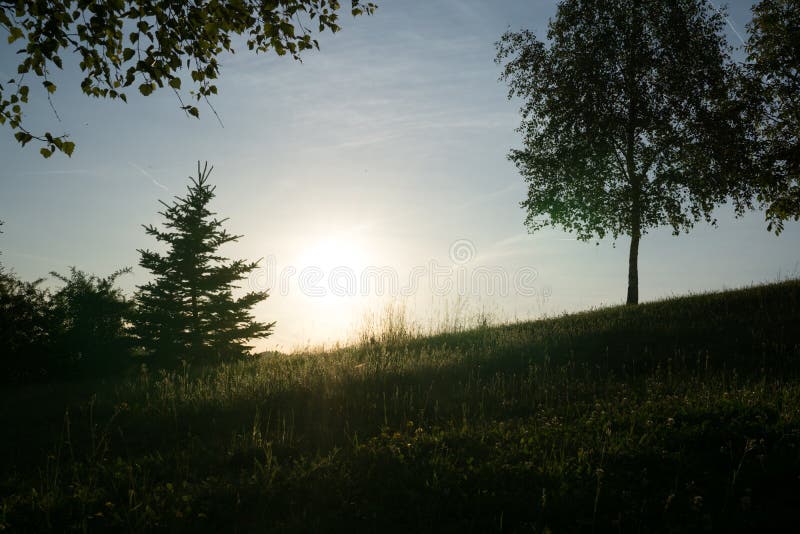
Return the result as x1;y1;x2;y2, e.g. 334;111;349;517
475;233;533;262
14;168;97;177
492;233;533;249
128;161;168;191
453;180;523;213
477;229;582;263
438;0;485;24
222;11;512;154
5;249;70;268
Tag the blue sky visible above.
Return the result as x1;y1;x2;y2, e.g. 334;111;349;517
1;0;798;351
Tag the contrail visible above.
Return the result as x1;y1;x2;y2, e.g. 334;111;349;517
708;0;747;47
128;161;168;191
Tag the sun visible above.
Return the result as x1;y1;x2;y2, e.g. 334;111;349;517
298;236;368;272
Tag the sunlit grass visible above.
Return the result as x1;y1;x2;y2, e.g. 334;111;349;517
2;280;800;532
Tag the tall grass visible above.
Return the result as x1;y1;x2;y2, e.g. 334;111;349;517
1;280;800;532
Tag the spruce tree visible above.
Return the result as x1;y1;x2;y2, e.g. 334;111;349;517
134;162;274;363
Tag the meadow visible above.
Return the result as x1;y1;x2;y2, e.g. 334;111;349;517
2;280;800;532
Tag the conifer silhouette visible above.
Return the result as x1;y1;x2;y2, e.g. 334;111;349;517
134;162;273;363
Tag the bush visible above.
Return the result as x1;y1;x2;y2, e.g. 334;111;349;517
0;267;53;382
49;267;135;377
0;266;135;384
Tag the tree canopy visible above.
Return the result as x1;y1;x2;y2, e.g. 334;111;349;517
496;0;752;304
0;0;376;157
745;0;800;234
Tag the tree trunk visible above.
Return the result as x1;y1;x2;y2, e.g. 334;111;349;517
624;0;643;306
191;291;201;355
626;229;640;305
625;147;642;306
626;161;642;305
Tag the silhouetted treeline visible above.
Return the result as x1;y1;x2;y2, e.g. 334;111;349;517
0;266;133;383
1;164;273;385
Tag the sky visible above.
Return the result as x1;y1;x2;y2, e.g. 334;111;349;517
1;0;798;352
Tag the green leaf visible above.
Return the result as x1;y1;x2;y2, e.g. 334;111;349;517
7;27;23;44
43;80;56;93
279;22;295;38
139;83;154;96
168;77;181;89
62;141;75;157
14;131;33;145
40;147;53;158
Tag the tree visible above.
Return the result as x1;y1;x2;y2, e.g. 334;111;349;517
0;221;48;382
496;0;753;305
134;162;273;364
49;267;134;376
2;219;134;380
0;266;52;383
0;0;376;157
745;0;800;234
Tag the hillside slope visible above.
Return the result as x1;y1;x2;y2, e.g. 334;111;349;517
2;281;800;532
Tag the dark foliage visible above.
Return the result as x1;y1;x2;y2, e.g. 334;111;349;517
745;0;800;233
0;266;53;382
0;0;376;156
48;267;135;377
0;264;134;383
496;0;754;305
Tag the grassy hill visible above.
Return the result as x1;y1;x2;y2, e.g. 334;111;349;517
2;281;800;532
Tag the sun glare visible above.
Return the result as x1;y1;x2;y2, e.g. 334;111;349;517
297;236;369;272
